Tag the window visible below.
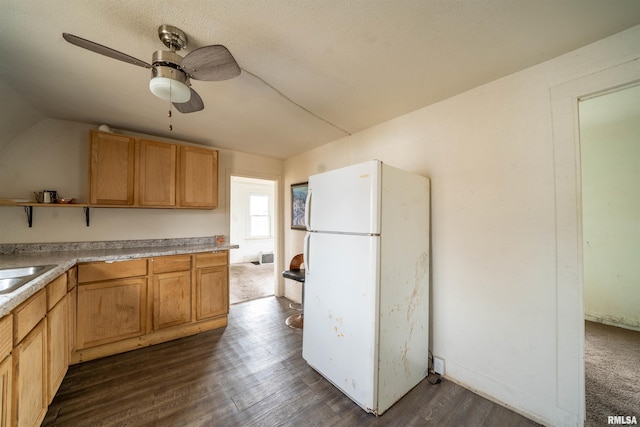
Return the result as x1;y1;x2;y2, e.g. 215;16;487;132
249;193;271;238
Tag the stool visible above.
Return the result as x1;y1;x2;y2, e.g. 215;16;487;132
282;254;305;329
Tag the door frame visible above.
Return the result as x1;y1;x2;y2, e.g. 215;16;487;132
551;58;640;425
227;168;284;296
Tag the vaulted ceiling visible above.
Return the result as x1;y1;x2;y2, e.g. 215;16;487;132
2;1;640;159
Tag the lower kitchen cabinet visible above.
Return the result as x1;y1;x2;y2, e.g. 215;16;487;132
67;287;76;358
46;273;68;404
47;295;67;403
76;278;147;350
10;269;72;427
2;251;229;423
153;270;192;330
73;253;229;363
0;314;12;427
13;319;47;427
196;266;229;321
12;289;47;427
195;251;229;321
0;354;11;427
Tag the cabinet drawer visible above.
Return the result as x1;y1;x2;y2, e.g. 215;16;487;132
0;314;12;361
153;255;191;273
47;273;67;310
78;259;148;283
13;289;46;345
67;265;78;291
195;252;228;269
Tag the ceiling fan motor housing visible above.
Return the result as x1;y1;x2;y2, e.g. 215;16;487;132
149;50;191;102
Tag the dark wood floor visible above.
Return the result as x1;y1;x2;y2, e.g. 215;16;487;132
44;297;539;426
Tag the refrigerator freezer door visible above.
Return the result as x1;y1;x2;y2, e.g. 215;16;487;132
307;160;381;234
302;232;380;412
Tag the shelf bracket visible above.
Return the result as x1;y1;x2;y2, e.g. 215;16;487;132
84;207;90;226
23;206;33;228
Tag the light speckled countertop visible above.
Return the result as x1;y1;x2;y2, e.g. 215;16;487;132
0;238;238;317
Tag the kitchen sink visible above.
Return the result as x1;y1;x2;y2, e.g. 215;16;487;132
0;264;57;294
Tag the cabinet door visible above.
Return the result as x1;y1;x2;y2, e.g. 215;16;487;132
47;295;68;403
0;355;11;427
67;288;76;359
179;146;218;208
13;319;47;427
195;266;228;321
76;278;147;349
67;268;77;358
139;140;177;207
153;271;192;330
89;131;135;205
0;316;10;427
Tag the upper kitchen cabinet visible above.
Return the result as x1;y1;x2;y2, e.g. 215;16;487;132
178;146;218;209
88;131;218;209
89;131;135;205
138;139;177;207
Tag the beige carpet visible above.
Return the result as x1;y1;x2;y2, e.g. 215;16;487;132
229;262;275;304
585;321;640;427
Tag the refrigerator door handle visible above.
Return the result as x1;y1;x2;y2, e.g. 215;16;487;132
305;189;312;230
304;232;311;274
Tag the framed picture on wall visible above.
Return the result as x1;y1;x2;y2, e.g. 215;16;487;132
291;182;308;230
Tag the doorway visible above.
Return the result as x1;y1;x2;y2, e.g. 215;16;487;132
229;176;277;304
578;85;640;426
551;57;639;427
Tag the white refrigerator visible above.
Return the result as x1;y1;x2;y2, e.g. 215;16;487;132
302;160;430;415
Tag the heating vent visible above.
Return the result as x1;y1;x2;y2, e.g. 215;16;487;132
260;252;274;264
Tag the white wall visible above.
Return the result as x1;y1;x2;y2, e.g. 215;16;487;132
0;80;44;152
0;118;283;245
230;177;275;264
283;25;640;427
580;92;640;331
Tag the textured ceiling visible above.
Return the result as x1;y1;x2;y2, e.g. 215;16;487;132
2;0;640;159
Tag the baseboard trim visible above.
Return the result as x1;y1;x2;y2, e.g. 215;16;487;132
71;315;228;364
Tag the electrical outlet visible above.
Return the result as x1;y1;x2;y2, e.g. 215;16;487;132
433;356;445;375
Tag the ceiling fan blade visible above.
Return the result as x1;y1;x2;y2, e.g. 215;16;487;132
181;45;240;81
62;33;151;69
173;88;204;113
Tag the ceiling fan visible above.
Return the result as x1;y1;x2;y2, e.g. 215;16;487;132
62;25;240;113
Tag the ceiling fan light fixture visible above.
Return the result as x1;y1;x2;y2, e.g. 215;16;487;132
63;25;241;114
149;65;191;103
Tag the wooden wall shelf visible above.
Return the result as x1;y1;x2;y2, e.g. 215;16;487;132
13;202;91;228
